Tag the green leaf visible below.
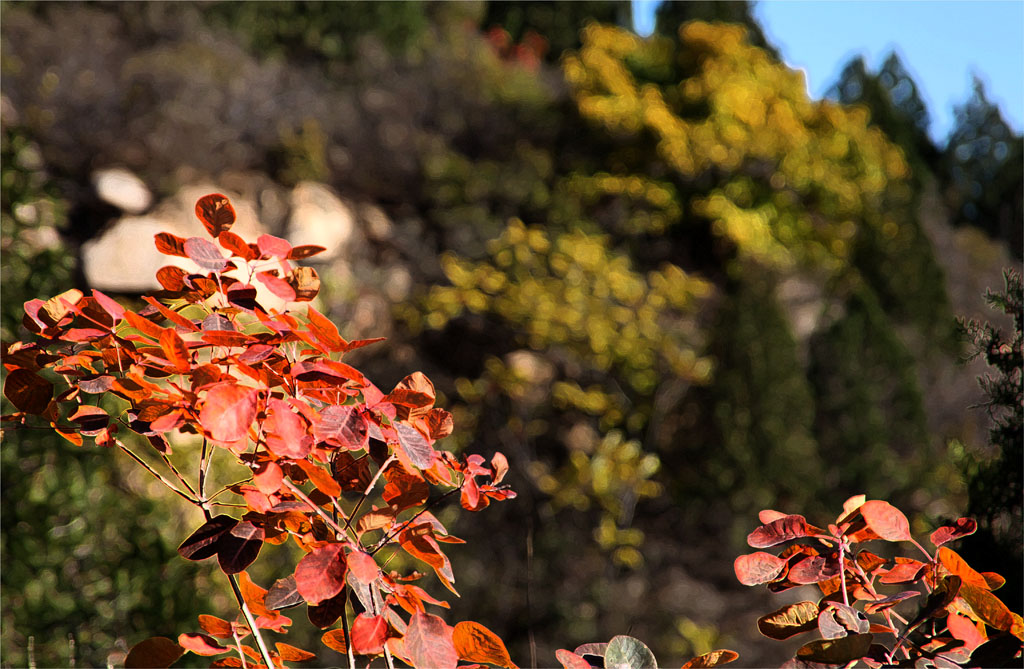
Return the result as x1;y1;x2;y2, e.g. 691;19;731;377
604;635;657;669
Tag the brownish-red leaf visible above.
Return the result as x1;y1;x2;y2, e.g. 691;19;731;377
70;404;110;435
196;193;236;237
125;637;185;669
178;515;238;561
681;649;740;668
201;383;257;443
960;584;1013;631
930;518;978;548
295;543;347;605
156;266;189;291
217;520;264;575
178;633;228;656
266;575;304;611
308;590;347;629
747;515;812;548
92;289;125;321
453;621;516;668
859;500;911;542
734;551;787;586
4;369;53;414
287;244;326;259
155;232;189;257
405;612;458;669
351;613;388;656
878;558;926;584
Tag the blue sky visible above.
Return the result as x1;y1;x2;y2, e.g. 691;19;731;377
632;1;1024;143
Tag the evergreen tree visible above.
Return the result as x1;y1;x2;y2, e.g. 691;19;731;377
959;270;1023;611
654;0;777;56
483;1;631;61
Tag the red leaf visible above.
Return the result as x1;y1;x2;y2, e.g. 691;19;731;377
125;637;184;669
930;518;978;548
92;289;125;322
155;232;189;257
201;383;258;443
256;271;297;301
453;621;516;668
878;559;926;584
555;649;591;669
295;543;347;605
747;515;812;548
124;310;166;340
734;551;787;586
315;404;368;451
405;612;458;669
351;613;388;656
185;237;229;272
254;460;284;495
306;304;344;352
143;295;199;332
859;500;911;542
347;550;380;585
257;233;292;258
177;633;228;656
264;398;310;459
196;193;236;237
4;368;53;414
946;611;986;651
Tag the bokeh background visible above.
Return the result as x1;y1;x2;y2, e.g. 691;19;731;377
1;2;1021;667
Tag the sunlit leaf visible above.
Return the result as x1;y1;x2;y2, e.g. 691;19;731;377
295;543;347;605
178;633;228;657
747;515;812;548
198;615;234;639
405;612;458;669
859;500;911;542
351;613;388;656
322;629;348;653
395;423;436;469
734;551;786;586
930;517;977;548
200;383;257;443
154;232;189;258
555;649;591;669
757;601;820;640
275;642;316;662
453;621;517;669
316;404;368;451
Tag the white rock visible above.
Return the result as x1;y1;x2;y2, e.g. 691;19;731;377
82;215;191;293
286;182;356;261
92;168;152;214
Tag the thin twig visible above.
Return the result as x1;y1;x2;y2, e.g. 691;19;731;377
115;439;199;505
281;478;351;541
344;454;396;532
369;487;460;555
160;452;197;497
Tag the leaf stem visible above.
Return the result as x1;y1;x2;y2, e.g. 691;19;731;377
281;478;352;542
344;454;396;532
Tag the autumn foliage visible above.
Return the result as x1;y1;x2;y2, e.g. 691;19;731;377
735;496;1023;667
3;194;516;668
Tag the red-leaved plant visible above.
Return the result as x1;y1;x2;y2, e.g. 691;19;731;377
2;194;517;668
735;495;1024;667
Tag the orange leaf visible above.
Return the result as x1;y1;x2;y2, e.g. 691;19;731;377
296;459;341;497
321;629;348;653
275;642;316;661
453;621;517;668
938;547;990;588
159;328;191;372
177;633;228;656
154;232;188;257
859;500;911;542
198;615;234;639
681;649;740;668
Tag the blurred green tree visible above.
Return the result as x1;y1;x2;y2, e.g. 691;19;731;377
942;77;1023;256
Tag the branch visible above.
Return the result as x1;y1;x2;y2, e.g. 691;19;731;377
226;573;275;669
115;438;199;506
